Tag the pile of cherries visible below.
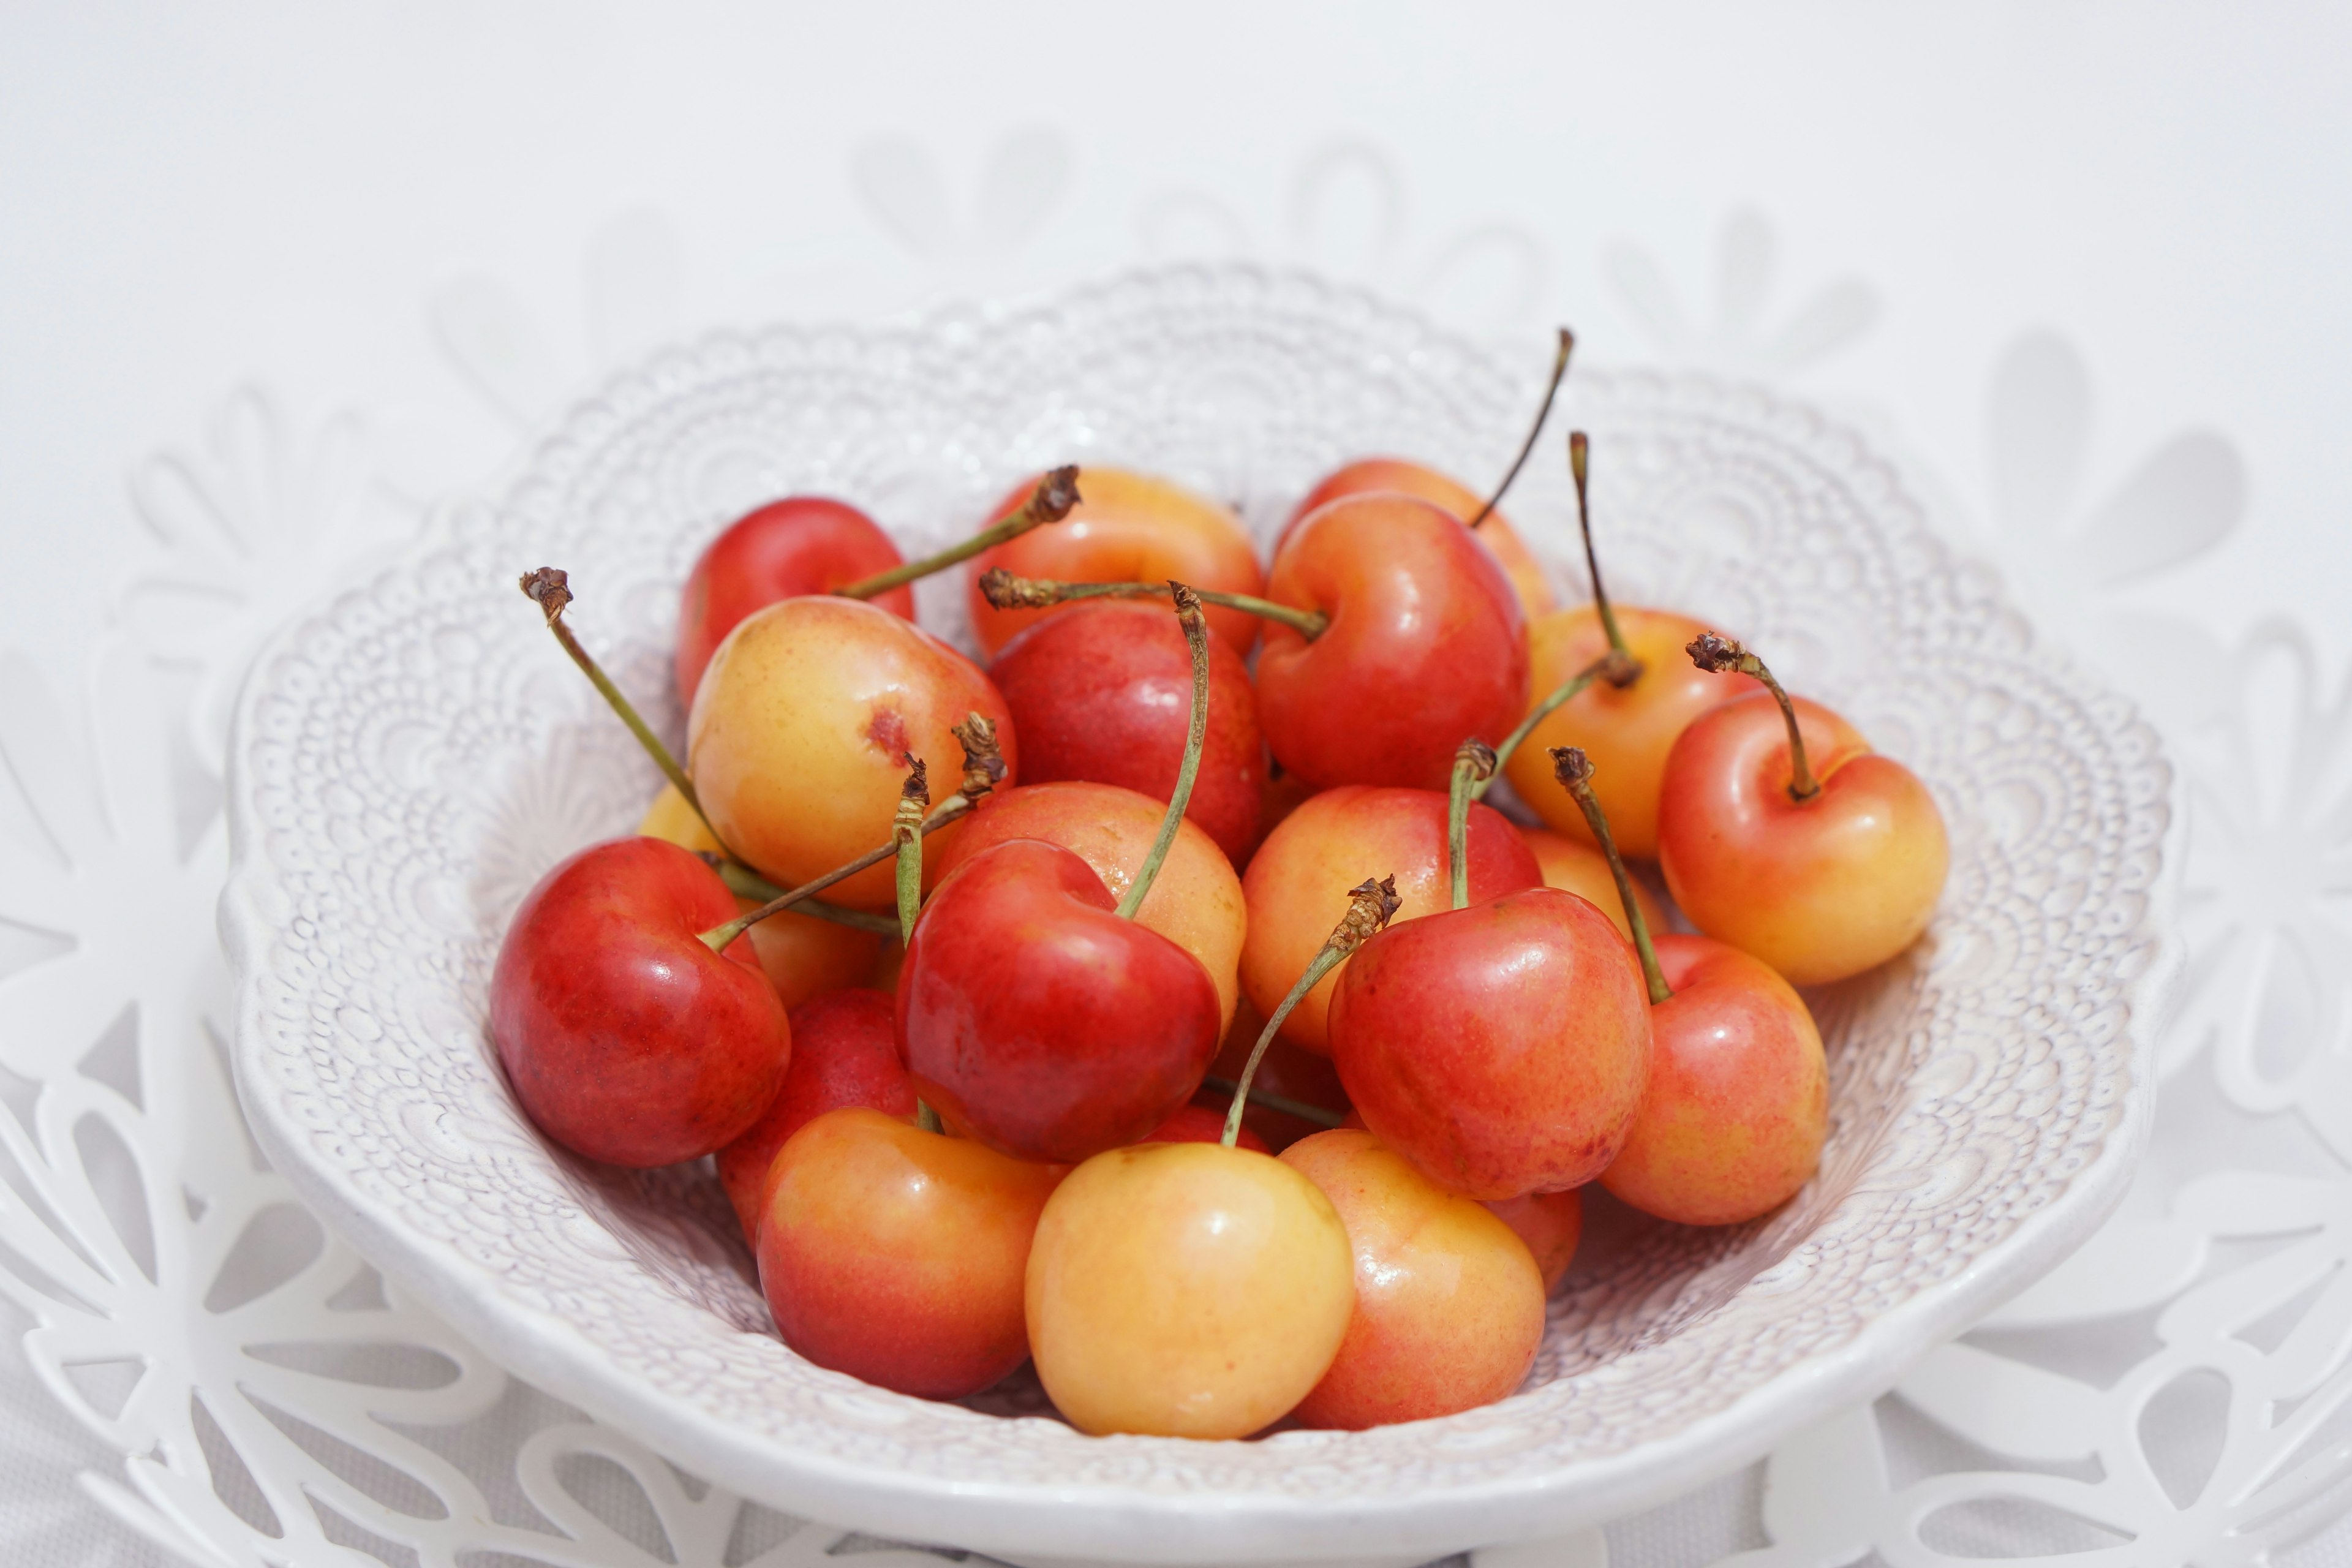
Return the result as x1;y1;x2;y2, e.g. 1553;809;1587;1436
490;332;1950;1440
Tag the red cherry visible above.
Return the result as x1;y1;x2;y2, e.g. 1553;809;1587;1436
1257;494;1529;791
987;600;1265;864
489;837;790;1167
715;988;915;1238
897;838;1223;1163
1139;1102;1272;1155
1329;886;1653;1199
674;498;911;706
1283;458;1558;620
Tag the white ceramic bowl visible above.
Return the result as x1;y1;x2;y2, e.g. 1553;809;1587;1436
223;266;2175;1565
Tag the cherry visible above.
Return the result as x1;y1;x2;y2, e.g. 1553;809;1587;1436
1328;880;1652;1199
964;468;1266;656
1023;878;1395;1437
489;835;790;1167
715;988;914;1238
674;497;912;707
1204;995;1352;1150
1483;1189;1583;1292
1659;633;1950;985
1281;1128;1545;1428
1494;434;1754;858
1139;1102;1272;1155
929;780;1245;1032
896;589;1227;1163
1241;785;1541;1054
755;1107;1062;1399
985;598;1264;864
687;595;1017;907
1257;492;1529;790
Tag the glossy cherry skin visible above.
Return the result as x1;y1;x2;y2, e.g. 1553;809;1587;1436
1483;1188;1583;1292
965;468;1267;656
1137;1102;1272;1155
1257;493;1529;791
1517;823;1668;946
1602;935;1828;1226
716;989;915;1238
1329;886;1653;1199
687;595;1017;908
1658;691;1950;985
637;783;883;1010
987;600;1264;864
1025;1141;1354;1437
1241;785;1543;1054
930;781;1245;1033
756;1108;1062;1400
898;839;1223;1164
1285;457;1558;620
1502;606;1752;860
1281;1129;1546;1429
489;837;789;1168
674;496;912;707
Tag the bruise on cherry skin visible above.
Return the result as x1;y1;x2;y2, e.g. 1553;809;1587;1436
866;705;910;760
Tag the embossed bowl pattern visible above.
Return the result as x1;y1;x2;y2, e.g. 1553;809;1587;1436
222;266;2173;1564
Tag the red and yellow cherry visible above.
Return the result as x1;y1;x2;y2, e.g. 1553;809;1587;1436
1604;935;1826;1225
636;783;885;1009
1517;823;1667;946
1285;458;1556;621
1139;1102;1272;1155
1024;1139;1354;1436
490;836;789;1167
1279;1129;1545;1428
986;600;1264;865
1242;786;1541;1054
1329;886;1652;1198
1659;635;1949;985
1483;1189;1583;1292
1257;494;1529;791
929;781;1245;1032
1502;606;1750;859
899;837;1222;1163
674;497;911;707
965;469;1264;656
715;989;914;1238
755;1107;1061;1399
687;595;1017;908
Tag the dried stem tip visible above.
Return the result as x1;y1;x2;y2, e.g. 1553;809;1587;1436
1684;632;1820;802
1169;580;1205;619
1031;464;1083;522
519;567;572;622
1551;745;1594;788
1337;875;1404;952
1455;739;1498;783
951;713;1006;799
897;756;931;818
1686;631;1754;674
978;567;1062;611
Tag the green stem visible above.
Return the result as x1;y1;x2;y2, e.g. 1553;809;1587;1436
1466;326;1575;531
1687;632;1819;801
977;570;1330;642
1447;741;1496;911
1567;431;1630;662
1198;1076;1346;1130
697;794;974;952
1477;653;1618;796
1222;875;1401;1148
1550;746;1671;1005
916;1102;943;1134
893;760;929;946
835;466;1080;600
710;861;899;934
1116;585;1212;920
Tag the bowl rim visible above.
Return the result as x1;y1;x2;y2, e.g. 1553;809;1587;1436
221;262;2179;1563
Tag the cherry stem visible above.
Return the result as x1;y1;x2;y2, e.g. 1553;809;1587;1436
893;758;929;945
1447;739;1497;911
1115;584;1212;921
1569;431;1632;666
1687;632;1819;802
1476;651;1624;797
1550;747;1671;1005
835;466;1080;601
707;860;899;934
521;568;715;830
695;714;1005;951
1198;1075;1346;1131
1466;327;1575;532
1222;876;1400;1148
977;569;1330;642
917;1102;943;1135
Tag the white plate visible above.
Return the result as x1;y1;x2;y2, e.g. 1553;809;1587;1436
221;266;2175;1564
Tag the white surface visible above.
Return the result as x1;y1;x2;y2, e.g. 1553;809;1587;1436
3;5;2349;1566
